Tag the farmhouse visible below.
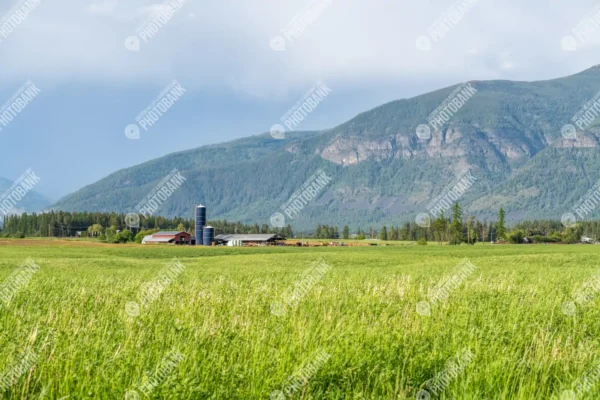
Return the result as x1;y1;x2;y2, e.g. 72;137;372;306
142;231;192;245
215;234;286;246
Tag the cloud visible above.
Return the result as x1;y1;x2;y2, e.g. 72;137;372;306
85;0;119;16
1;0;600;98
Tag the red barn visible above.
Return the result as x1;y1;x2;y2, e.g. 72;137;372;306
142;231;192;245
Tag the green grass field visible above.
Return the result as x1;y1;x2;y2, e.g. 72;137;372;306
1;240;600;399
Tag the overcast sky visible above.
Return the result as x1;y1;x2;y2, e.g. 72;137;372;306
1;0;600;198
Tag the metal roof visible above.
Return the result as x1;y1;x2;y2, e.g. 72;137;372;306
142;236;175;243
215;234;285;241
154;231;188;236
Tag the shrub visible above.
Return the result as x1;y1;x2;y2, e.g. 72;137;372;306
508;230;525;244
114;229;134;243
417;237;428;245
135;229;159;244
533;235;559;243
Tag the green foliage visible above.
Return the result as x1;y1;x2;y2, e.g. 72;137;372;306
379;226;388;241
87;224;104;238
497;208;506;240
433;212;448;244
532;235;559;243
104;226;117;243
114;229;134;243
342;226;350;240
417;236;428;245
563;224;584;244
314;225;339;239
450;203;465;245
507;229;525;244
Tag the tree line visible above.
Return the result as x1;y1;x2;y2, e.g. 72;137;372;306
2;205;598;244
333;204;596;245
1;211;293;242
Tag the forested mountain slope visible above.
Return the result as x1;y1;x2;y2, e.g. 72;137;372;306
53;67;600;228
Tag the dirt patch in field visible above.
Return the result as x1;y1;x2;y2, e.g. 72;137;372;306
0;239;130;247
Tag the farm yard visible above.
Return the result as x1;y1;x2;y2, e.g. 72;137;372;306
1;240;600;399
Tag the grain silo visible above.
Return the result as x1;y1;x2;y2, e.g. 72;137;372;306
195;205;206;245
203;226;215;246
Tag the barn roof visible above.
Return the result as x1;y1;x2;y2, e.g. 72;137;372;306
215;234;286;241
154;231;188;236
142;236;175;243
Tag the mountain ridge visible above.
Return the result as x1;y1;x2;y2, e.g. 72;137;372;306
53;66;600;228
0;177;53;217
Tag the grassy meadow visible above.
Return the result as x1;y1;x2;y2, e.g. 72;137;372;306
1;240;600;399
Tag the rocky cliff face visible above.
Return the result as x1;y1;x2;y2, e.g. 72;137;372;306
318;125;539;167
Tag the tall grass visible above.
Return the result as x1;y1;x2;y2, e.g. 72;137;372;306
0;242;599;399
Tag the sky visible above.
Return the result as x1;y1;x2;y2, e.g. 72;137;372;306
0;0;600;199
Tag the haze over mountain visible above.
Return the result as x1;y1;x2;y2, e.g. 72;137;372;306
0;177;53;217
53;66;600;228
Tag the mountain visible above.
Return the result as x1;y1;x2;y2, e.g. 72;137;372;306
0;177;53;216
53;66;600;228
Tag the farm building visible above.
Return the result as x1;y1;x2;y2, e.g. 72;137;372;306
142;231;192;245
215;234;286;246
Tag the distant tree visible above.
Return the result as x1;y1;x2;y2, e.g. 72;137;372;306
497;208;506;241
466;216;476;245
417;237;428;245
563;224;584;244
507;229;525;244
389;226;399;241
87;224;103;238
115;229;134;243
433;212;448;244
284;225;293;238
475;220;485;243
104;226;117;243
357;232;366;240
342;225;350;239
400;223;410;241
316;224;323;238
379;226;388;241
450;203;464;245
177;223;185;232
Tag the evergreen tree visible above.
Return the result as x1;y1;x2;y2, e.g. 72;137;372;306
497;208;506;241
390;226;399;241
450;203;465;245
342;225;350;239
400;223;410;241
379;226;388;241
433;212;448;244
285;225;293;238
